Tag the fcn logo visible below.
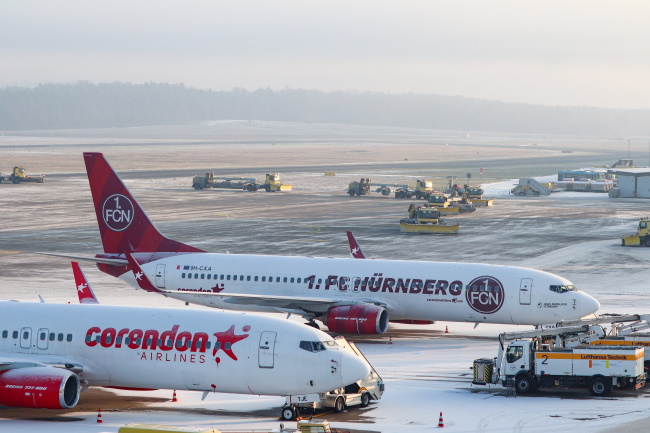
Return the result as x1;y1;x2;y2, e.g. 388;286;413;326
465;276;504;314
102;194;135;231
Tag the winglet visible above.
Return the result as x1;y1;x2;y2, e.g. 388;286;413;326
125;254;163;293
346;231;366;259
71;261;100;304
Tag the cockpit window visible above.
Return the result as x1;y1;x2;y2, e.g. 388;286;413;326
299;340;334;352
549;285;577;293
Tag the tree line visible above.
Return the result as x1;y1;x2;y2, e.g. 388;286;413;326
0;81;648;136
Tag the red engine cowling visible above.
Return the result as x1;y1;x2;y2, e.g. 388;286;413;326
0;367;81;409
323;304;389;334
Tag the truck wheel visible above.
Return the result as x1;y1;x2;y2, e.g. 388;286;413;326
360;392;370;407
265;185;271;192
415;192;421;200
589;377;611;396
515;375;534;394
644;238;650;247
246;184;256;192
334;397;345;413
348;190;356;196
281;405;299;421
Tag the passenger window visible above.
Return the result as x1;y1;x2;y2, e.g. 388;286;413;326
40;332;46;340
182;273;186;278
240;275;244;280
23;331;29;339
67;334;72;342
276;277;281;283
283;277;287;283
506;345;524;363
1;330;7;338
297;278;302;283
254;276;258;282
49;332;55;341
188;274;192;279
12;331;18;339
290;277;295;283
227;275;231;281
194;273;198;279
206;341;211;349
262;276;266;282
58;333;64;342
207;274;211;280
201;274;205;279
247;276;251;281
220;275;224;280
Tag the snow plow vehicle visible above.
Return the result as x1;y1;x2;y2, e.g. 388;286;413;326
192;172;291;192
0;166;45;184
399;204;459;234
621;218;650;247
463;185;494;206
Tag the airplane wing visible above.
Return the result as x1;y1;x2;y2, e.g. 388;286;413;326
34;252;128;266
71;261;100;304
346;231;366;259
0;356;84;373
126;254;382;314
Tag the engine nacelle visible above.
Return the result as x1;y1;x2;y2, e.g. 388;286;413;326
0;367;80;409
323;304;389;334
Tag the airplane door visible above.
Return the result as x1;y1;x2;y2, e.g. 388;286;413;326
155;264;166;289
20;327;32;349
258;331;276;368
37;328;49;350
519;278;532;305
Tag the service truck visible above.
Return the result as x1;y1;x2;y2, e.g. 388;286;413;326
473;326;646;396
192;172;291;192
0;166;45;184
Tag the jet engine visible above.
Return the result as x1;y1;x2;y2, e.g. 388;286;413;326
0;366;81;409
323;304;389;334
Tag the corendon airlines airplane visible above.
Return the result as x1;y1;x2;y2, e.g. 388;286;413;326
53;152;600;334
0;299;369;410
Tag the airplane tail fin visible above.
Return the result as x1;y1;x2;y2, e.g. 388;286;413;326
126;254;164;293
346;231;366;259
83;152;204;254
71;261;100;304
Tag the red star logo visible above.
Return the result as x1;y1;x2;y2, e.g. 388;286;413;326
213;325;249;360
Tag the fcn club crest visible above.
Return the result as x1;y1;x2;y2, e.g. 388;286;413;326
102;194;135;232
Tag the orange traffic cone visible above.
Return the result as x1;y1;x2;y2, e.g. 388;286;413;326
172;390;178;402
445;326;449;334
389;336;393;344
437;411;444;428
96;408;103;423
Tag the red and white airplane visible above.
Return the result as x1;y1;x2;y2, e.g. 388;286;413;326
47;152;600;334
0;296;369;410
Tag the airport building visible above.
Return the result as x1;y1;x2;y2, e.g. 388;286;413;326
608;168;650;198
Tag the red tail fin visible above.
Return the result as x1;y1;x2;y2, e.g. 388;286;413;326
346;231;366;259
83;152;204;254
125;254;163;293
71;261;99;304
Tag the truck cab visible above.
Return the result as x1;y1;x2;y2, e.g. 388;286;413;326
622;218;650;247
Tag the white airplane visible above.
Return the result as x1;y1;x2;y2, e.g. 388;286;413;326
46;152;600;333
0;298;369;410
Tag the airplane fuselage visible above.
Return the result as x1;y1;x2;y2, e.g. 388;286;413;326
125;253;599;326
0;302;369;396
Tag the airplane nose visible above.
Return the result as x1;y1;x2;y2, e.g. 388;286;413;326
579;292;600;317
340;351;371;386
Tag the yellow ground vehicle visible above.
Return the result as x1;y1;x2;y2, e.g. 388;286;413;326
426;194;460;215
400;204;459;234
192;172;291;192
622;218;650;246
464;185;493;206
347;178;372;196
394;179;435;199
0;166;45;184
264;173;292;191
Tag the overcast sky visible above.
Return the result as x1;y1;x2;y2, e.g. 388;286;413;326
2;1;649;109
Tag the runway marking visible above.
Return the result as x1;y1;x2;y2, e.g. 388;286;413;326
0;250;19;254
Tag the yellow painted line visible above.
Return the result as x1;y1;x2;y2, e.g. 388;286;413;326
0;250;19;254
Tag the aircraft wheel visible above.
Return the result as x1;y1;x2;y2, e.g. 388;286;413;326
281;405;299;421
334;397;345;413
360;392;370;407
